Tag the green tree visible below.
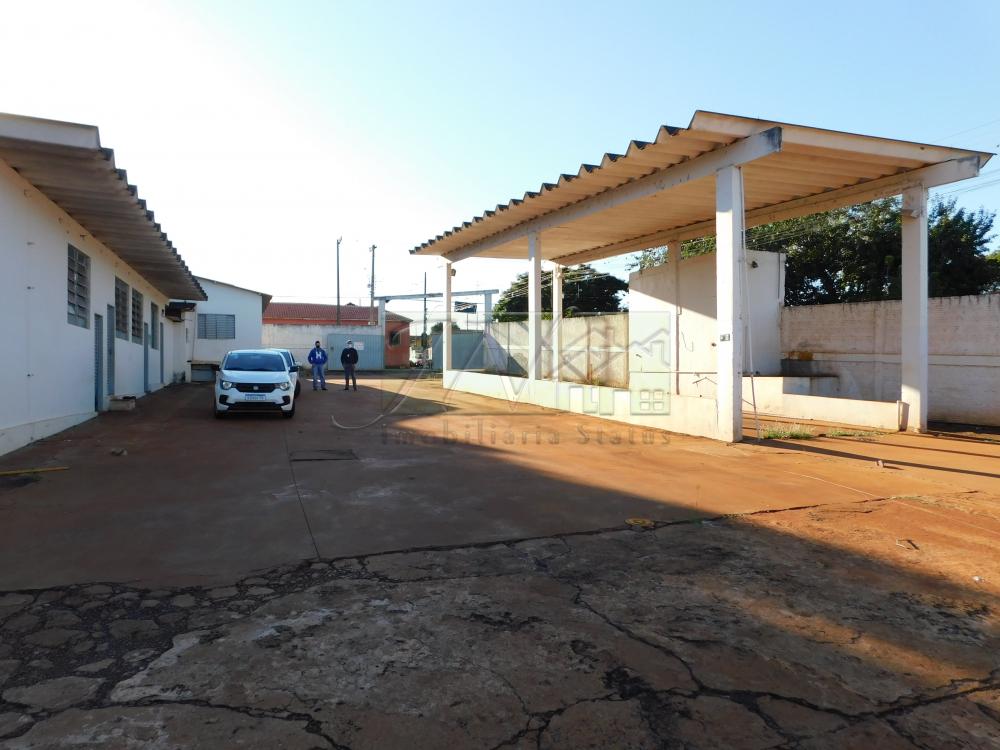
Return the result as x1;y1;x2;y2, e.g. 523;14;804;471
630;199;998;305
430;321;460;333
491;264;627;322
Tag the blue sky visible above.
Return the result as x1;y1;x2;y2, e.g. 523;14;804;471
2;0;998;325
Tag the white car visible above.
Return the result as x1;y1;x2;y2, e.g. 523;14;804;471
269;348;302;397
214;349;296;418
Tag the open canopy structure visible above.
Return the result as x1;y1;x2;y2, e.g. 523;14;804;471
411;112;990;265
0;113;204;300
410;111;992;442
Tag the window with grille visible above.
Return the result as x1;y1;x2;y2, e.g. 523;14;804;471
132;290;144;343
150;303;160;349
115;278;129;339
67;245;90;328
390;330;402;346
197;313;236;339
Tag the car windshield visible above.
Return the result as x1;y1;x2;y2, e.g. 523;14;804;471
274;350;292;367
224;352;286;372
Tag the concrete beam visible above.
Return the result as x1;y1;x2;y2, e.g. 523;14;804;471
551;157;982;265
444;127;783;263
715;166;745;443
900;185;929;432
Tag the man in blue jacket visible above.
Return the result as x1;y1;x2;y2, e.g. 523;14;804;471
308;340;328;391
341;339;359;391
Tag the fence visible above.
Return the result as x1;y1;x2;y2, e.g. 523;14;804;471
781;293;1000;425
432;314;628;388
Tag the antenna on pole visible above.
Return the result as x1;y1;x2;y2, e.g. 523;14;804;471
335;237;342;325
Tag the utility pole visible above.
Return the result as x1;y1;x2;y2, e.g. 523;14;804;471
422;272;428;353
369;244;377;325
335;236;342;324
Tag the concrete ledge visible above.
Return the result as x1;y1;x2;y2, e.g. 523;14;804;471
749;393;901;431
0;412;95;457
443;370;721;440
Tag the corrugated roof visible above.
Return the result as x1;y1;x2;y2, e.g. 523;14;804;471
264;302;411;324
411;111;992;265
0;113;205;300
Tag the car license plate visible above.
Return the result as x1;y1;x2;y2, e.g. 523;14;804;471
245;394;267;401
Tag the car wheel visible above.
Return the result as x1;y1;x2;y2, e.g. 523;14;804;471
282;404;296;419
214;408;225;419
295;382;301;397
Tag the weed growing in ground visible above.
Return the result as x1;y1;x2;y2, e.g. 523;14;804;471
762;425;814;440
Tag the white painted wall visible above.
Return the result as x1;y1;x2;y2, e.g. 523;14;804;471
782;294;1000;426
628;250;785;397
181;277;265;368
262;323;377;367
0;159;174;455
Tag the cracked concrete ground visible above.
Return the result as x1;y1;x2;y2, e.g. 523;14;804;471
1;376;999;747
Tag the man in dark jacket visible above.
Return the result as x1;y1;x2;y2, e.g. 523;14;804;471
308;340;328;390
341;340;359;391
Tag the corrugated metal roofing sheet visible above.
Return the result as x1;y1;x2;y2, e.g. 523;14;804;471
0;113;205;300
410;111;992;264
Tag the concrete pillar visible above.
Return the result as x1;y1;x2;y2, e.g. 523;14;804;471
442;261;453;375
901;185;929;432
527;232;542;380
666;240;682;396
551;264;564;381
715;165;745;443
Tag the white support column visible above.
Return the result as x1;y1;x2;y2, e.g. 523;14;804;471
901;185;929;432
527;232;542;380
551;264;564;381
715;166;745;443
442;261;453;376
666;240;682;396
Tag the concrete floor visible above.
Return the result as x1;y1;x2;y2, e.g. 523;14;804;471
0;375;998;748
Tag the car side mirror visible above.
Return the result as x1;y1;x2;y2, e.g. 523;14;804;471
211;363;221;372
289;366;297;373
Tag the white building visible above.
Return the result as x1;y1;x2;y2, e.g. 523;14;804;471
169;277;271;382
0;113;205;456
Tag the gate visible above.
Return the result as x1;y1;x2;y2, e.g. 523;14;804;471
326;333;384;370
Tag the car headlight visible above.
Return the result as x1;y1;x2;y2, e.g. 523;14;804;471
277;381;291;391
220;380;234;390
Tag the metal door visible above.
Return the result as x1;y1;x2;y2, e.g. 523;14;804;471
431;331;485;371
159;322;165;384
143;323;150;393
106;305;115;395
94;314;104;411
326;333;384;370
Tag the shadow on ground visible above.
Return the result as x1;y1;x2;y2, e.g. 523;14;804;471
0;376;998;748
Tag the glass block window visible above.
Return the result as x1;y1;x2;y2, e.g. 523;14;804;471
131;290;144;343
115;278;129;339
67;245;90;328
